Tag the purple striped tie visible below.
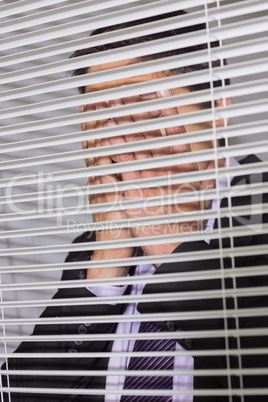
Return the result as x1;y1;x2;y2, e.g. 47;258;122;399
121;321;175;402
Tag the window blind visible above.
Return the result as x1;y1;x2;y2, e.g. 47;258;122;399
1;0;268;401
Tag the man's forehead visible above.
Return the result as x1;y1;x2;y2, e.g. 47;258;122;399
88;58;131;74
85;60;168;93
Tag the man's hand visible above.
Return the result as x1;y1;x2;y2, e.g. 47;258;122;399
82;111;135;281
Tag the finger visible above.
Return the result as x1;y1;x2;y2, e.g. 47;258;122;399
123;95;162;140
95;101;110;130
156;90;186;136
88;137;110;186
104;113;132;163
142;91;184;159
123;94;155;124
81;103;97;150
104;117;126;151
109;98;139;143
125;93;161;122
85;137;97;170
115;96;165;181
116;97;156;160
82;103;104;170
189;140;214;172
139;92;162;120
156;103;191;160
95;138;123;204
173;94;215;170
105;103;139;168
89;176;106;206
93;136;102;169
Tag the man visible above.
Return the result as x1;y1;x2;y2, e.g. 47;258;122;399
2;11;268;402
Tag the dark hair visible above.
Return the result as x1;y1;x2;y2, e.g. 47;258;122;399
70;10;229;106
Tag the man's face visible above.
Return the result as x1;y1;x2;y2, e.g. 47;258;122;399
80;59;229;241
81;58;226;172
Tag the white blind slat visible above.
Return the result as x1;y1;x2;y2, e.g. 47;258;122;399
0;0;144;34
0;0;266;68
0;0;68;18
0;0;210;51
2;222;268;256
1;130;267;192
1;114;267;156
2;265;268;291
1;200;267;238
2;159;268;203
2;70;268;122
2;368;268;377
1;95;267;140
2;0;268;399
1;244;267;274
2;326;268;341
2;307;268;327
2;387;267;397
2;348;268;359
1;15;267;86
2;35;267;102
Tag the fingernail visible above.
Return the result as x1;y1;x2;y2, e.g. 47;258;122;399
96;104;105;110
158;90;172;98
110;99;123;106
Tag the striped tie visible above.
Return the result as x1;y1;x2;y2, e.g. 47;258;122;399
121;321;175;402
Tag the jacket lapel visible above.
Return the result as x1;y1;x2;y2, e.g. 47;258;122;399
210;155;264;266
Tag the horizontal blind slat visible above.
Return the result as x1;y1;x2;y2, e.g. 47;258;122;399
2;35;267;102
2;387;268;397
1;244;267;274
1;201;267;239
2;348;268;359
1;368;268;377
0;0;212;52
1;114;267;155
0;0;144;34
2;70;267;122
1;95;267;138
1;327;268;340
2;160;268;205
0;0;67;18
1;223;268;256
1;15;268;86
5;134;268;171
2;81;268;171
2;308;268;326
0;12;204;68
1;1;268;397
0;0;266;67
2;264;268;291
1;133;267;191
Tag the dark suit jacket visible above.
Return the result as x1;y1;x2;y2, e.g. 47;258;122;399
2;155;268;402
